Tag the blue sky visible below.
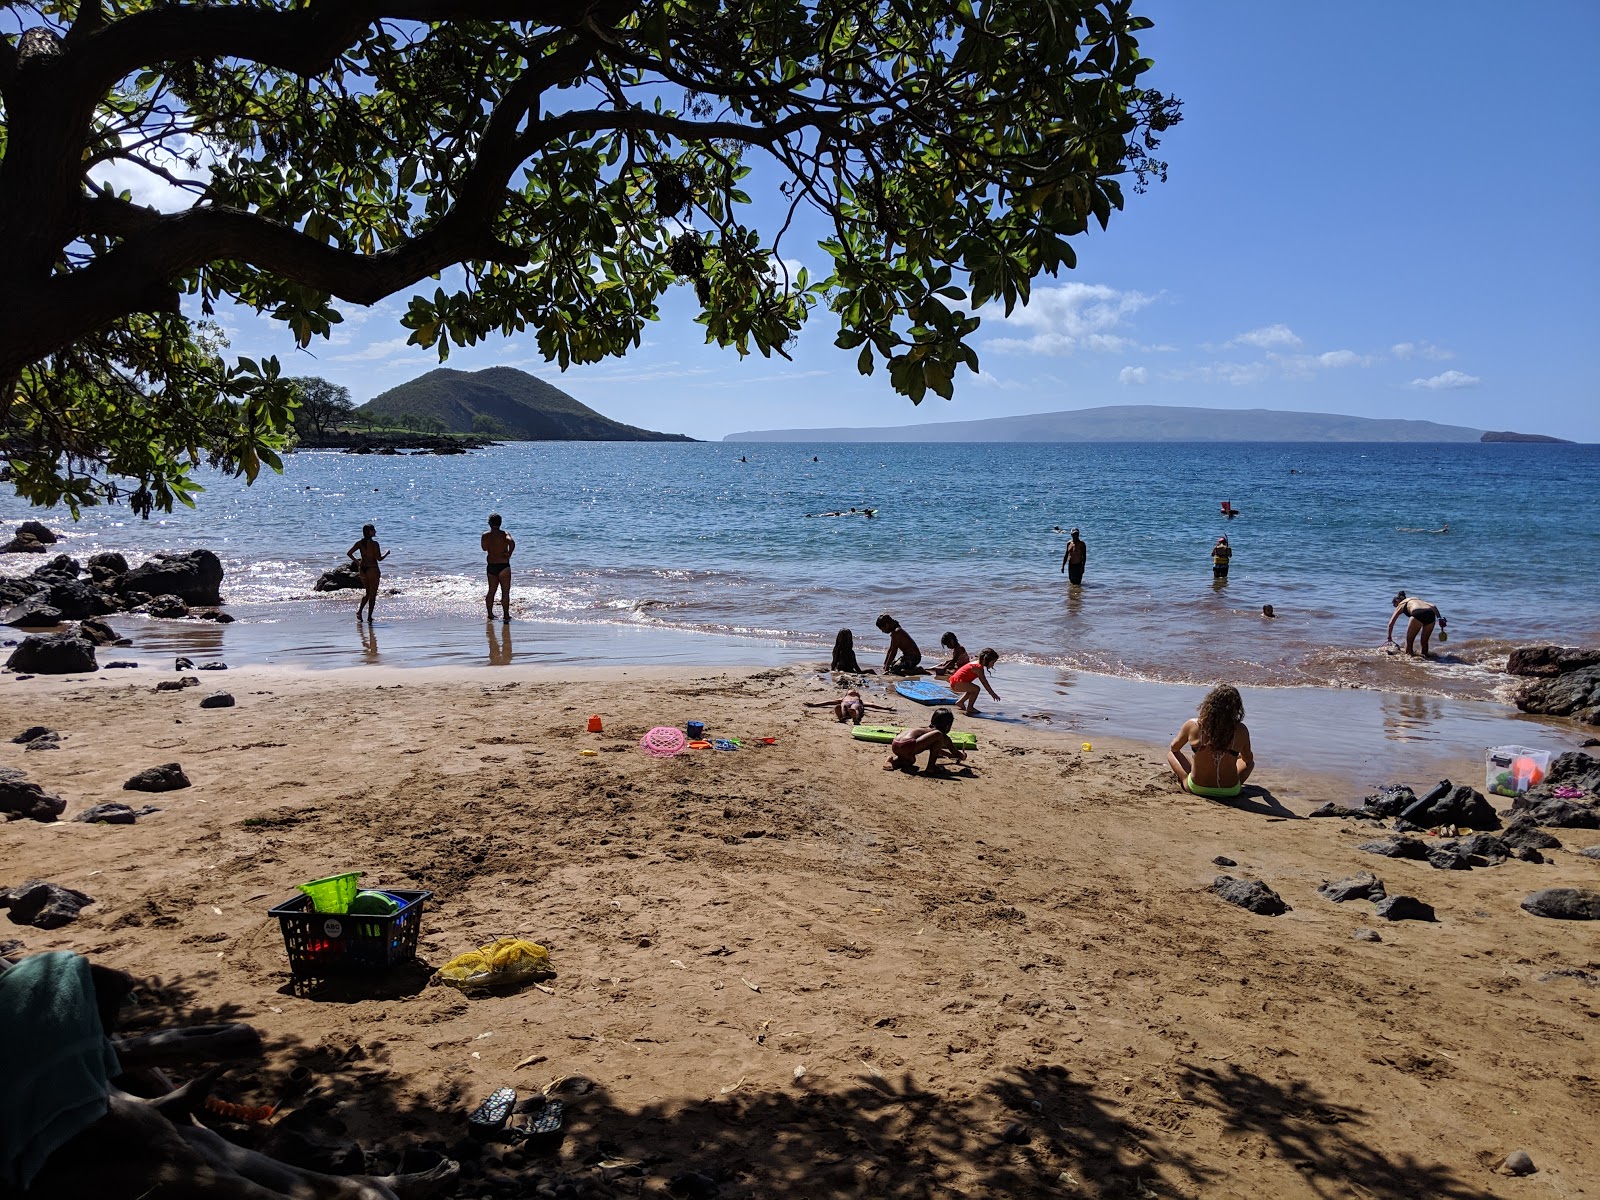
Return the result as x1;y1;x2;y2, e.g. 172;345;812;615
198;2;1598;441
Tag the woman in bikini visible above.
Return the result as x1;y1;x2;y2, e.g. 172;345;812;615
481;513;515;621
1386;591;1447;658
1166;684;1254;799
345;524;389;622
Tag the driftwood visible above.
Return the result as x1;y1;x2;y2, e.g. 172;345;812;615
112;1023;264;1069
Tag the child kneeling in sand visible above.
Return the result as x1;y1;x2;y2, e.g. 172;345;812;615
804;688;894;725
884;708;967;773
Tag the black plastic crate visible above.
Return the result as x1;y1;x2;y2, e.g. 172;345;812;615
268;888;432;977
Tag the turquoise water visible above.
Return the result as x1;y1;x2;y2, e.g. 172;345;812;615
4;440;1598;697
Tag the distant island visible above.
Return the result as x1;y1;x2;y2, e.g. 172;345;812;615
358;367;694;442
724;405;1572;444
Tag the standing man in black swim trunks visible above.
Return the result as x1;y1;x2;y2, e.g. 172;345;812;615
481;513;515;622
1060;527;1087;585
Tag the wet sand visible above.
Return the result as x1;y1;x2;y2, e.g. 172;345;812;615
2;662;1597;1198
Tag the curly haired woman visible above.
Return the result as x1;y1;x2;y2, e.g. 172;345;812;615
1167;684;1255;799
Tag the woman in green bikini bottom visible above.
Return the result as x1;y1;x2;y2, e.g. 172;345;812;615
1167;684;1255;799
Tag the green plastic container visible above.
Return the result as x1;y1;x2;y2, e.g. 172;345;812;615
297;872;360;914
349;890;400;917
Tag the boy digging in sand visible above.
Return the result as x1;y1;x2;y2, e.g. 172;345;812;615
884;708;967;773
803;688;895;725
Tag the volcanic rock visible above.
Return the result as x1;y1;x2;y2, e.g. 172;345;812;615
74;803;138;825
145;594;190;619
1520;888;1600;920
0;532;46;553
1515;666;1600;724
11;725;54;744
314;563;364;592
1358;837;1429;860
5;632;97;674
1400;783;1500;831
1373;895;1435;922
1317;872;1386;903
0;773;66;821
3;596;62;628
1;880;93;928
1308;803;1380;820
76;617;124;646
1506;645;1600;677
123;763;190;792
87;551;129;576
15;520;56;545
121;549;224;605
1211;876;1289;916
199;692;236;709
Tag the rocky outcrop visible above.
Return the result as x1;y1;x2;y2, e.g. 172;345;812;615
1318;873;1386;903
1400;782;1500;831
0;531;48;553
120;549;224;605
314;563;364;592
16;520;56;545
1510;645;1600;724
5;631;98;674
3;596;63;628
1520;888;1600;920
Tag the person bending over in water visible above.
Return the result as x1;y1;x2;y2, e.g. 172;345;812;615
933;631;970;677
1386;590;1447;658
1167;684;1254;799
346;524;389;622
884;708;967;774
875;614;924;675
949;648;1001;715
803;688;895;725
481;513;515;621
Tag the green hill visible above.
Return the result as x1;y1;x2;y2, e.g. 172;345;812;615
357;367;693;441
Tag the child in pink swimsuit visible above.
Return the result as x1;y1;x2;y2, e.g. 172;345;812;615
949;648;1000;715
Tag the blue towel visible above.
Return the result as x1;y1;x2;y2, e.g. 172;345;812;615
0;951;122;1188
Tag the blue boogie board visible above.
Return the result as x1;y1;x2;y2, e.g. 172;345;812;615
894;679;961;705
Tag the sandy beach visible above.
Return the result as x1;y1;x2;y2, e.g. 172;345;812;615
2;661;1597;1198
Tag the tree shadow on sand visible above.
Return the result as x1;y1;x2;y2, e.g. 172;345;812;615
87;971;1500;1200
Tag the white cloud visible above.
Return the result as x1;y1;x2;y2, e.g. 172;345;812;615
1392;341;1454;361
332;335;418;363
981;284;1156;355
1119;366;1149;385
1161;361;1273;386
1227;324;1302;350
88;132;214;213
1409;370;1480;390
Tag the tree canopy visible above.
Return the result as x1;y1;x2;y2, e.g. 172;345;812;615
0;0;1178;513
288;375;354;437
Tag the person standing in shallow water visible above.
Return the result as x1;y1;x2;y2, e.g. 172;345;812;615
1060;527;1087;585
1211;536;1232;581
482;513;515;622
346;524;388;622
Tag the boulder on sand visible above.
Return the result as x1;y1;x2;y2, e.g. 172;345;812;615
199;692;235;709
76;617;125;646
1317;872;1386;903
1359;837;1429;860
120;549;224;605
0;771;66;821
1520;888;1600;920
144;594;190;619
5;631;98;674
1500;815;1562;851
123;763;190;792
1362;784;1419;818
1511;795;1600;829
1400;782;1500;831
3;596;62;628
1211;876;1289;916
1;880;93;928
1373;895;1435;922
74;802;138;825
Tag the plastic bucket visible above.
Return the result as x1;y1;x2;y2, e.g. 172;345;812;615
686;721;705;740
297;873;360;914
1485;746;1550;798
348;890;400;917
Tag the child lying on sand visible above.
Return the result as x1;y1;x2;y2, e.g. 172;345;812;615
883;708;967;773
804;689;895;725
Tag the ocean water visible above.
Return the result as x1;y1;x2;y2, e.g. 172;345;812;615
4;441;1598;701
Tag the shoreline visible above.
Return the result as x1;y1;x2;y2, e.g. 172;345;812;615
7;608;1592;781
2;661;1597;1197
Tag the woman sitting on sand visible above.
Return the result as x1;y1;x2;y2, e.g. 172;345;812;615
1166;684;1254;799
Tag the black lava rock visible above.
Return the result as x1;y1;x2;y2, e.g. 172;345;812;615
16;520;56;545
1456;833;1510;863
11;725;54;744
1362;785;1418;818
123;763;190;792
76;618;124;646
1317;872;1386;903
5;631;97;674
1520;888;1600;920
1211;876;1289;916
1358;837;1429;860
3;596;63;628
1;880;93;928
1373;895;1436;922
144;594;190;619
120;549;224;606
1512;796;1599;829
199;692;235;709
1401;783;1500;831
1308;803;1380;820
75;803;138;825
1501;815;1562;851
1427;846;1473;871
0;773;66;821
86;551;129;576
314;563;364;592
1211;856;1237;867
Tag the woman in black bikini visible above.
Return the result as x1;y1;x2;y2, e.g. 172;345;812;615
345;524;388;622
1386;590;1447;658
481;513;515;621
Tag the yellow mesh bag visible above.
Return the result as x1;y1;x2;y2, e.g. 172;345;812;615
435;937;553;991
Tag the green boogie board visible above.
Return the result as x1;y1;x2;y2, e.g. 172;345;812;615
852;725;977;750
